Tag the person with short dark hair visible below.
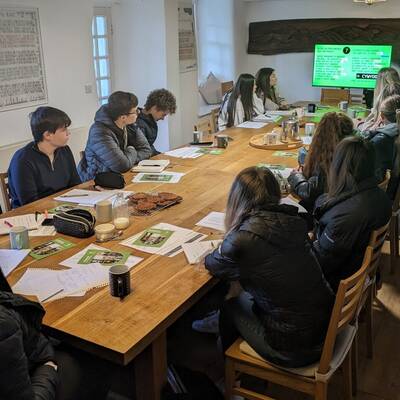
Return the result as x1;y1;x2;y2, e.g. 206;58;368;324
132;89;176;156
313;136;391;292
78;91;152;182
8;107;81;208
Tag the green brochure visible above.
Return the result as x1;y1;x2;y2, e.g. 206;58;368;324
139;174;173;182
30;238;76;260
133;228;174;248
78;249;130;266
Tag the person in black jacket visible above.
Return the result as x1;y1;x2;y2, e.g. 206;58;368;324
8;107;81;208
78;91;151;182
132;89;176;156
362;93;400;199
313;136;392;292
288;112;354;212
205;167;334;368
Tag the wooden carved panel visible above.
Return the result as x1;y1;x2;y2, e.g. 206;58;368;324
248;18;400;61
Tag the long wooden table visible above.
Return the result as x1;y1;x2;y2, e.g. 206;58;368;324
3;124;300;400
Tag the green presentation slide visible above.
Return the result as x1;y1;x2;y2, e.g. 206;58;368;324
312;44;392;89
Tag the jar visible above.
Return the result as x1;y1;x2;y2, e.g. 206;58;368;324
112;193;130;230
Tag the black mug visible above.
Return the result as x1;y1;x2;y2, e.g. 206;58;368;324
109;264;131;299
307;103;316;113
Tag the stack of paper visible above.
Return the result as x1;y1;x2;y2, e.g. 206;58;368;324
0;249;30;277
265;110;294;116
54;189;132;207
0;214;40;235
131;159;170;173
182;240;222;264
132;172;185;184
196;212;225;232
253;114;281;123
164;147;204;159
121;223;206;257
237;121;268;129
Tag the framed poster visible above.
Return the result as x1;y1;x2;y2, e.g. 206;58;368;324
0;7;48;112
178;3;197;73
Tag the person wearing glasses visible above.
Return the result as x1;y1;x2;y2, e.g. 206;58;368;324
78;91;151;182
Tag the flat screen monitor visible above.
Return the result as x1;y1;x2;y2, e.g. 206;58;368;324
312;44;392;89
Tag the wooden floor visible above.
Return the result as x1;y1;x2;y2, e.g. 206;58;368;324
168;249;400;400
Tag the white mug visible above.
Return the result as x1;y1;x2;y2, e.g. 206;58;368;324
338;101;349;112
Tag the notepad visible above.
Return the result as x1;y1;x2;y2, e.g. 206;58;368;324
0;214;40;235
132;159;170;173
0;249;30;277
54;189;132;207
182;240;222;264
196;212;226;232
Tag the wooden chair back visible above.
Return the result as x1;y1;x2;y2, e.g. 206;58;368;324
210;107;219;132
317;253;370;375
221;81;234;96
195;116;214;135
320;88;350;105
0;172;11;212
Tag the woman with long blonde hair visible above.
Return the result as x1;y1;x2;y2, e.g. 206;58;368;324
288;112;354;211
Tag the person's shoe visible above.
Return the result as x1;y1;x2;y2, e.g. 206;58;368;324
191;310;220;334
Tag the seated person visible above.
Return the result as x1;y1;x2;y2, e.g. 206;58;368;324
288;112;354;212
133;88;176;156
255;67;289;111
359;67;400;132
362;94;400;199
0;269;112;400
218;74;264;130
8;107;81;208
205;166;334;368
313;136;391;292
78;91;151;182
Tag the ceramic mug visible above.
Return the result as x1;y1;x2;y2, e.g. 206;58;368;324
109;264;131;299
9;226;29;250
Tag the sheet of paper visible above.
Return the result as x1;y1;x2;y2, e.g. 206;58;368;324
54;189;132;206
302;136;313;145
60;243;143;270
182;240;222;264
265;110;293;116
253;114;281;123
164;147;204;159
237;121;268;129
132;172;185;184
196;212;226;232
280;196;307;213
0;249;30;277
29;226;56;237
0;214;40;235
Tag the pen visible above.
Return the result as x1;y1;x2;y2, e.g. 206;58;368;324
42;288;64;303
4;220;13;228
59;194;90;198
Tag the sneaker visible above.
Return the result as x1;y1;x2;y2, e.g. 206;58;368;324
191;310;220;334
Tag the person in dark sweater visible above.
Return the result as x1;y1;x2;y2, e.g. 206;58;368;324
78;91;151;182
132;88;177;156
8;107;81;208
205;167;334;368
288;112;354;212
313;136;392;292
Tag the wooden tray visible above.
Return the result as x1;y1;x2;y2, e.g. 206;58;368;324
249;133;303;150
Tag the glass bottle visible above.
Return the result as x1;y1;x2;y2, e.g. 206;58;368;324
112;193;130;230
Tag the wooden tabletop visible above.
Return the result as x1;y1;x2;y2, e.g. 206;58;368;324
2;123;300;366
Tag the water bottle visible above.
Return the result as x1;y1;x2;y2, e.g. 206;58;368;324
112;193;130;230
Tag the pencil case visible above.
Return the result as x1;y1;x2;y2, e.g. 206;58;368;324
53;209;96;238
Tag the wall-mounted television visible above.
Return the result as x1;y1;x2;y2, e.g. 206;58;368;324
312;44;392;89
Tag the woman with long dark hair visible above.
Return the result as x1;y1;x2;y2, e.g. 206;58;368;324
218;74;264;130
313;136;391;292
288;112;354;211
205;167;334;368
255;67;288;111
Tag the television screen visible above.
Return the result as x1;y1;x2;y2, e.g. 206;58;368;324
312;44;392;89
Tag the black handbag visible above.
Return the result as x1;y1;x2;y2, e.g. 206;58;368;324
94;171;125;189
53;209;96;238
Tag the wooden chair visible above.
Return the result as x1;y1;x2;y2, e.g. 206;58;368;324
210;107;220;132
320;88;350;105
0;172;11;212
224;253;370;400
195;116;214;135
387;180;400;274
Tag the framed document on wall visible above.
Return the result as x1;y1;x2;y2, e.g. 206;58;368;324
178;3;197;73
0;7;48;112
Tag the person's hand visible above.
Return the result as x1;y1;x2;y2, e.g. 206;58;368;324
44;361;58;371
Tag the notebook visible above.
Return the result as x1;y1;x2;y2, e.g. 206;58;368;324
131;159;170;173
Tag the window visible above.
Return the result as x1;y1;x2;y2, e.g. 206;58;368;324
92;8;112;105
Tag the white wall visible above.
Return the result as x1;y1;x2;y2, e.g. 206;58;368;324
239;0;400;103
0;0;98;160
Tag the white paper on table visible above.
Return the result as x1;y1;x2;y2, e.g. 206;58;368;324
254;114;281;123
280;196;307;213
120;223;206;257
0;249;30;277
164;147;204;159
54;189;133;206
182;240;223;264
29;226;56;237
60;243;143;270
237;121;267;129
0;214;40;235
132;172;185;184
265;110;294;116
302;136;313;145
196;212;226;232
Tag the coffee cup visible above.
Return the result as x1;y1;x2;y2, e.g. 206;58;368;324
193;130;202;144
263;131;279;145
96;200;112;223
9;226;29;250
109;264;131;299
307;103;316;113
338;101;349;112
216;134;229;148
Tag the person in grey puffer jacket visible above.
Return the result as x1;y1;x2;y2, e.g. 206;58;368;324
78;91;152;182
